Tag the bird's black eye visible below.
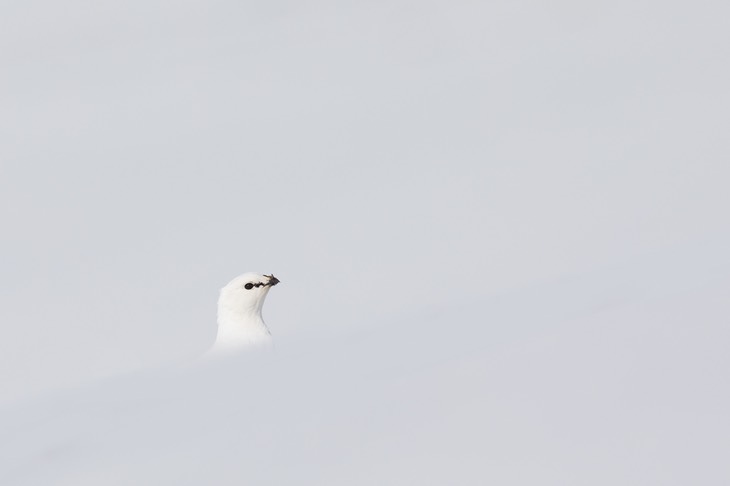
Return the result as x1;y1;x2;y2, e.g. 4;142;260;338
244;283;254;290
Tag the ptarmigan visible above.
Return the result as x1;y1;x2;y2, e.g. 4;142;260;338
209;272;279;355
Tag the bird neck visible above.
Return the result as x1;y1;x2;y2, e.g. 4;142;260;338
213;305;272;352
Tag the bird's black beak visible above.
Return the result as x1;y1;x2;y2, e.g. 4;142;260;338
264;274;280;286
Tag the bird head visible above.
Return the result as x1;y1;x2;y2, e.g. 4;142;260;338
218;272;280;316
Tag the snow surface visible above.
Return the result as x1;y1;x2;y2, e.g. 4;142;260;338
1;244;729;485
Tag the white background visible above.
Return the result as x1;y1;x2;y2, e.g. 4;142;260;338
1;0;729;484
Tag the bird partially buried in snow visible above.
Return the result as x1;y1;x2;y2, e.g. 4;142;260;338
210;272;280;354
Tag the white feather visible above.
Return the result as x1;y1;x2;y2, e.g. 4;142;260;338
208;272;279;355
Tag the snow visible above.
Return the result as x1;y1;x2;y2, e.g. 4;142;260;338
1;244;729;485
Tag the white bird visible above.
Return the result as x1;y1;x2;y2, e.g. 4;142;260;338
209;272;280;355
